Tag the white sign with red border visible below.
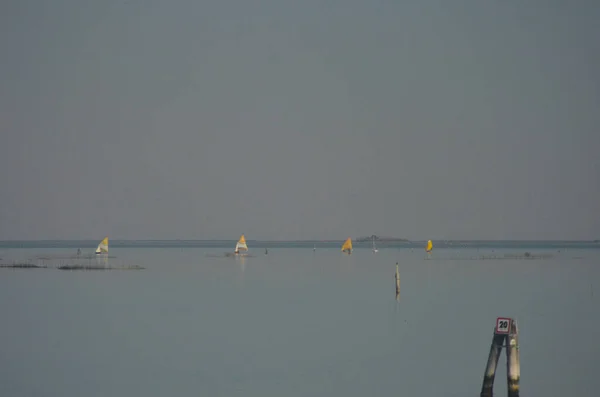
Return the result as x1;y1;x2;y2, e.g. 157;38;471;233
495;317;511;334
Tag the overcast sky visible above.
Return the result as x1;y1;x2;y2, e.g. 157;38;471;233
1;0;598;240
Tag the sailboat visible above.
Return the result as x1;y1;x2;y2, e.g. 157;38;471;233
234;235;248;255
341;238;353;254
372;236;379;253
425;240;433;254
95;237;109;255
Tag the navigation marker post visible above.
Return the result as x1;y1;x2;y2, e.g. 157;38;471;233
395;263;400;300
480;317;520;397
506;319;520;397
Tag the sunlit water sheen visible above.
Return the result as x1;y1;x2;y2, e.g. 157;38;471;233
1;246;598;397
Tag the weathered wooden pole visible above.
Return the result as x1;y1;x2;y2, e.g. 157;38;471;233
481;332;505;396
506;319;520;397
395;262;400;299
480;317;512;397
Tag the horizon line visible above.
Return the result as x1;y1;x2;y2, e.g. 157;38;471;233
0;238;598;242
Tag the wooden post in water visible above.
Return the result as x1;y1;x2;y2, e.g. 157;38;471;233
506;319;520;397
480;317;515;397
481;330;505;396
395;263;400;299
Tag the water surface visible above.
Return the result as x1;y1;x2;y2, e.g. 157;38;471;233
1;245;598;396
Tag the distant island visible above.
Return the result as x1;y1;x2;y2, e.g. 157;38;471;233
354;235;410;243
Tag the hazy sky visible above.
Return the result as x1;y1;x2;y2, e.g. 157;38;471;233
1;0;598;240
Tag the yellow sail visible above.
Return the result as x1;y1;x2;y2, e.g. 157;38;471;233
425;240;433;253
95;237;109;254
235;234;248;252
341;238;353;253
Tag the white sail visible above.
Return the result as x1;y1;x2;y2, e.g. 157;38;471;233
235;235;248;253
235;242;248;251
95;237;109;255
372;236;378;253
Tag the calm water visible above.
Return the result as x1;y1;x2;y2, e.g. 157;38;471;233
1;245;598;397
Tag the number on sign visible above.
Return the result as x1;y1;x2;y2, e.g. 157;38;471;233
495;317;511;334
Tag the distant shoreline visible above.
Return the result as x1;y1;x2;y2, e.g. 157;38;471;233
0;239;597;243
0;239;598;250
354;236;410;243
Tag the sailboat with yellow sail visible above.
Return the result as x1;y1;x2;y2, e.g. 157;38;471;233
95;237;109;255
425;239;433;258
234;235;248;255
341;238;353;255
221;234;253;257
